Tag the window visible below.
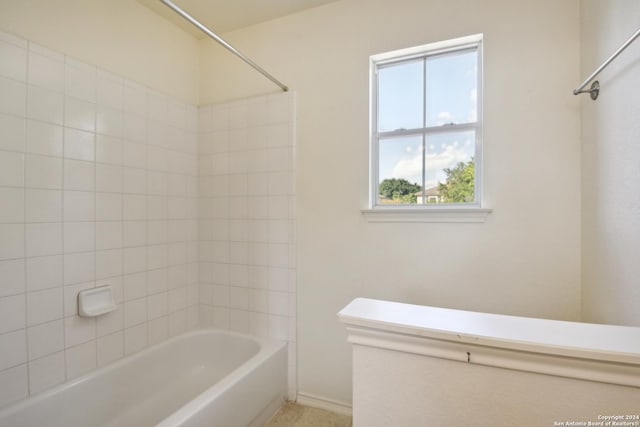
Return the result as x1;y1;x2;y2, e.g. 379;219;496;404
369;34;485;216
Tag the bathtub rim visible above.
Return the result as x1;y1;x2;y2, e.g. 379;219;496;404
0;328;287;421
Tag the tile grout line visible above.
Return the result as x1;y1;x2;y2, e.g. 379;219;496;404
22;38;31;399
61;47;69;386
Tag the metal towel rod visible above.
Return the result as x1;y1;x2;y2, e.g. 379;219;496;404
574;28;640;100
159;0;289;92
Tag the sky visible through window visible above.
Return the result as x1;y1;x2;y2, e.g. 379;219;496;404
378;50;477;192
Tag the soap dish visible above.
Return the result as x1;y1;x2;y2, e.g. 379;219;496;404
78;286;117;317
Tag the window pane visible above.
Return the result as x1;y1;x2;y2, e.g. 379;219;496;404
425;50;477;127
377;59;423;132
378;135;423;204
425;131;475;204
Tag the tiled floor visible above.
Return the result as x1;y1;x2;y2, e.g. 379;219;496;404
265;402;353;427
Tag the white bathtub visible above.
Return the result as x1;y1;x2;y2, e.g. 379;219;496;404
0;329;287;427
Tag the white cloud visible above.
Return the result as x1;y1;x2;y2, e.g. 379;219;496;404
436;111;453;125
392;144;471;187
391;154;422;183
425;144;469;171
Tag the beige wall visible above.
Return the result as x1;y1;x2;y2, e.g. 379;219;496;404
352;344;640;426
581;0;640;326
200;0;582;404
0;0;200;104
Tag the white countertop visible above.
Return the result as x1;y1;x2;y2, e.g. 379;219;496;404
338;298;640;365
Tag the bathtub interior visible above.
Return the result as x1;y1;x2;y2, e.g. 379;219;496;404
0;330;283;427
103;332;262;426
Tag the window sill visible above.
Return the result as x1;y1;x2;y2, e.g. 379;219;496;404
361;207;492;223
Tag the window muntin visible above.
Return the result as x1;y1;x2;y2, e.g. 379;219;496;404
371;36;482;208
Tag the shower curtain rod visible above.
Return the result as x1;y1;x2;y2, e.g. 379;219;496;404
573;27;640;100
159;0;289;92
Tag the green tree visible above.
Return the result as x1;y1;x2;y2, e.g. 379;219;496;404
379;178;421;203
438;160;474;203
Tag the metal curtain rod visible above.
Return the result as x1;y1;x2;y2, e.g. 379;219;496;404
573;27;640;100
159;0;288;92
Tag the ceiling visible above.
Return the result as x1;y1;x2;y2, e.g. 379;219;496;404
138;0;340;37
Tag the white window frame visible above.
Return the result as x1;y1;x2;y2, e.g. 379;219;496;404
363;34;491;223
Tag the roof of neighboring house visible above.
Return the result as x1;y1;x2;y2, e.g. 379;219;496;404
415;186;441;196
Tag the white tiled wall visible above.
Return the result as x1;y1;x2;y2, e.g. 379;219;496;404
198;93;297;398
0;31;199;407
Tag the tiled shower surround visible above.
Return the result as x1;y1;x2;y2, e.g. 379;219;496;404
0;30;296;407
198;94;297;398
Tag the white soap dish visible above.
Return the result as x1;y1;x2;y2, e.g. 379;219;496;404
78;286;117;317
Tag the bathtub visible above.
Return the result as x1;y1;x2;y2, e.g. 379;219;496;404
0;329;287;427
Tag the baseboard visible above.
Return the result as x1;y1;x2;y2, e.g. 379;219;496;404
295;392;352;416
